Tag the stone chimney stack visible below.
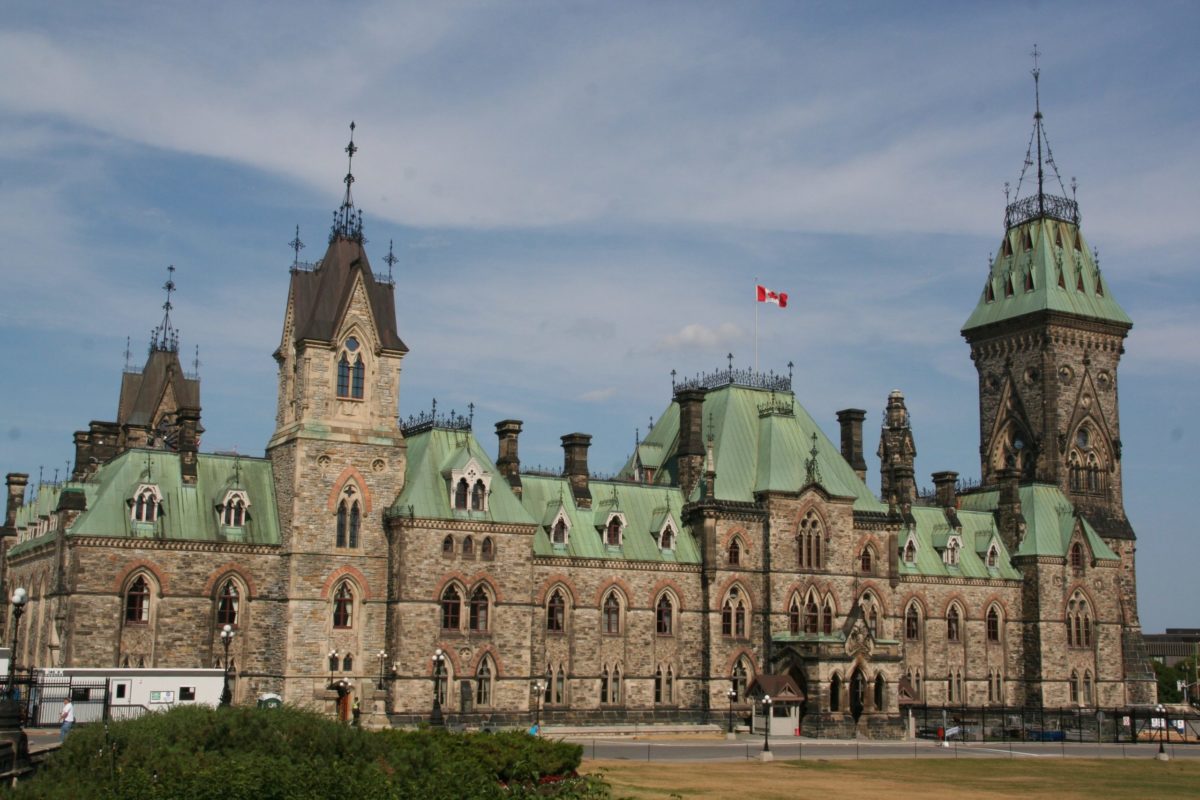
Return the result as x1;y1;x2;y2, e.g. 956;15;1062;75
561;433;592;509
932;471;959;508
836;408;868;481
4;473;28;536
495;420;524;494
877;389;917;508
995;467;1026;552
675;389;707;497
177;406;201;485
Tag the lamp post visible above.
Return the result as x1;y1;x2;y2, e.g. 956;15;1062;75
6;588;28;696
531;680;545;734
430;649;445;726
761;695;772;754
376;650;388;690
219;624;235;706
726;687;737;736
1155;703;1168;761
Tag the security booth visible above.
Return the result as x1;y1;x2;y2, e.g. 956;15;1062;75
748;674;805;737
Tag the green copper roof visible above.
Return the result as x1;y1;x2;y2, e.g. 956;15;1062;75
962;217;1131;334
957;483;1118;561
8;449;280;557
388;428;536;525
897;506;1020;580
522;475;698;563
622;385;883;511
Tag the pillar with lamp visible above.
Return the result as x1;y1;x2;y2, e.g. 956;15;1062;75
530;679;545;735
726;686;737;740
0;587;31;779
760;694;773;761
376;650;388;690
430;648;446;726
219;624;235;706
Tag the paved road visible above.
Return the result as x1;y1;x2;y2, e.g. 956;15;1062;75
567;736;1200;762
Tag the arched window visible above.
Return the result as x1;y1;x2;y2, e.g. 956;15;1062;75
874;674;885;710
332;582;353;629
1069;542;1084;569
1082;670;1093;705
337;337;364;400
442;535;454;555
546;589;566;633
552;518;568;545
822;599;834;635
125;576;150;623
328;652;339;672
601;664;622;704
722;587;747;638
471;480;486;511
342;653;353;672
946;605;961;643
216;580;240;627
462;536;475;558
728;538;741;566
656;594;674;636
475;658;493;707
905;603;921;641
440;586;461;631
1070;670;1080;704
860;546;874;574
987;544;999;568
732;658;749;702
805;596;819;635
654;665;664;704
830;673;841;712
348;503;360;548
914;669;922;699
336;502;348;547
133;487;160;523
987;606;1000;643
945;539;961;566
337;353;351;398
554;665;565;705
904;539;916;564
602;591;622;635
481;537;495;560
659;525;675;551
469;587;489;632
605;516;622;546
223;495;247;527
454;479;469;510
788;597;801;635
1067;592;1090;647
798;510;823;569
859;593;881;637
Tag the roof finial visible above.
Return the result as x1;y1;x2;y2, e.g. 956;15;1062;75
289;224;305;270
1005;46;1076;230
1031;44;1045;214
383;238;398;283
192;344;201;377
123;336;132;372
151;265;180;353
330;122;365;244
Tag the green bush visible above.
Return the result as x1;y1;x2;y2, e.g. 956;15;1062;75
7;706;605;800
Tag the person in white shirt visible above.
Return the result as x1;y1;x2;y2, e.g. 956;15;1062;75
59;700;74;741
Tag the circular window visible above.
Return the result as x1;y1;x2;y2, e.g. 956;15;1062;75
1012;434;1025;452
1076;428;1090;449
345;337;359;352
1058;365;1074;384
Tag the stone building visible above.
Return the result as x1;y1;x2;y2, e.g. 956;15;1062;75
0;90;1157;736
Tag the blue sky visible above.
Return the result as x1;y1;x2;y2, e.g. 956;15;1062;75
1;1;1196;632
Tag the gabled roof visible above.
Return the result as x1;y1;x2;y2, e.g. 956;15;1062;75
520;475;699;564
117;349;200;427
957;483;1118;561
8;450;280;556
621;385;882;511
896;506;1020;580
288;237;407;352
388;428;533;525
962;217;1131;335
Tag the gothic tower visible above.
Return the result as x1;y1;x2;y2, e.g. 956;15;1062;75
961;64;1152;703
267;124;408;711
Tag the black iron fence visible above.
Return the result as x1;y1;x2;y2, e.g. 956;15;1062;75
907;705;1199;744
6;671;148;728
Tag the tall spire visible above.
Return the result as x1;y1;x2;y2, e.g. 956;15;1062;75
1004;46;1078;230
150;265;180;353
330;121;365;244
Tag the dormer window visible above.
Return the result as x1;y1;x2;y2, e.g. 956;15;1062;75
336;336;365;400
218;490;250;527
131;485;162;523
987;543;1000;568
549;507;571;547
944;536;961;567
602;513;626;547
658;523;675;552
903;538;916;564
448;458;492;513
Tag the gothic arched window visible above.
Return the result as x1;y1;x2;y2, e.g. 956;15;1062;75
216;580;240;627
822;599;834;635
481;537;494;560
732;658;750;702
656;594;674;636
860;546;874;574
440;586;462;631
469;586;489;632
946;605;961;643
546;589;566;633
454;479;469;510
332;582;353;629
987;605;1001;643
475;657;493;707
471;480;486;511
602;591;622;635
804;596;819;635
788;597;801;635
125;576;150;623
905;603;921;641
337;337;364;400
728;538;741;566
552;518;568;545
605;516;623;547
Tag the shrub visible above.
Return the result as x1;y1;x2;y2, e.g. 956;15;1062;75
7;706;600;800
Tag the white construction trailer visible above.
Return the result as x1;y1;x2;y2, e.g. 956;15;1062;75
29;667;226;726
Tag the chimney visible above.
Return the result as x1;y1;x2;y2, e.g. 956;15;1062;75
561;433;592;509
675;388;707;497
994;467;1026;552
4;473;29;536
931;471;959;508
836;409;868;481
178;406;201;485
495;420;523;495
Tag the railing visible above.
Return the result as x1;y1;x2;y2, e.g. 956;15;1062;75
673;367;791;396
1004;192;1080;229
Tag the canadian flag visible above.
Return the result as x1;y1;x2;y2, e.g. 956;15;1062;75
756;284;788;308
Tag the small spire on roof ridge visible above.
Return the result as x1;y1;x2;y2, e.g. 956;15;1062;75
123;336;132;372
383;238;398;282
330;122;366;244
192;344;201;378
150;265;180;353
289;224;306;270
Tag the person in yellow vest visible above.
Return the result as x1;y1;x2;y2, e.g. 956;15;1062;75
352;696;361;726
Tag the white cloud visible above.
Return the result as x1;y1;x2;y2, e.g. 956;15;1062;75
656;323;745;352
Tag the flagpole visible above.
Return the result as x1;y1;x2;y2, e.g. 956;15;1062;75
754;279;759;374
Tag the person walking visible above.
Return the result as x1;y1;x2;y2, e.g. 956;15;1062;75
351;696;361;727
59;699;75;741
